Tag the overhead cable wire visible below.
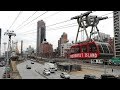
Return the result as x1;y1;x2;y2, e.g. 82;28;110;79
29;11;61;25
19;16;113;35
43;11;61;20
18;12;113;36
20;16;113;36
15;11;38;30
100;11;113;17
17;11;92;32
18;22;77;34
46;19;71;28
19;22;77;34
16;11;48;31
46;11;97;28
26;11;84;28
9;11;23;30
21;24;78;35
18;11;62;33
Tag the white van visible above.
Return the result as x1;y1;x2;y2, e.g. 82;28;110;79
44;63;56;73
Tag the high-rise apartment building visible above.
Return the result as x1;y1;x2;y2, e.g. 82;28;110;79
93;32;111;42
57;32;69;57
36;20;46;56
113;11;120;58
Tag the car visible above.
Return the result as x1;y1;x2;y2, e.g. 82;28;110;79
43;69;50;76
101;74;117;79
0;63;3;67
5;66;11;72
3;72;11;78
26;65;31;69
60;72;70;79
55;67;57;71
84;74;96;79
31;62;34;64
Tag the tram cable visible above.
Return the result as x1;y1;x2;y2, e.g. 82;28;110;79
15;11;38;30
16;11;48;31
9;11;23;30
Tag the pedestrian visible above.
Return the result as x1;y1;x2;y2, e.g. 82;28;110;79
112;69;113;72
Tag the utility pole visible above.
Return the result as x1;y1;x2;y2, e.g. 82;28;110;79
21;40;23;58
4;30;16;79
15;41;19;55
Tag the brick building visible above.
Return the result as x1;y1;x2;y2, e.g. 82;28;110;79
40;41;53;58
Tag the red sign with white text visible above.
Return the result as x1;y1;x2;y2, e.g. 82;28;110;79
70;53;99;59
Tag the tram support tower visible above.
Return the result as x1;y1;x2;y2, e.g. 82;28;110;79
4;30;16;78
71;11;108;43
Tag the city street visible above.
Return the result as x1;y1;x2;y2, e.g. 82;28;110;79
0;67;5;79
17;60;84;79
17;60;46;79
16;59;120;79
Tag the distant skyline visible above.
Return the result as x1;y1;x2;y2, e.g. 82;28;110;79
0;11;113;54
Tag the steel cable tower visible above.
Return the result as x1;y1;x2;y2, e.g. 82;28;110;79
4;30;16;79
71;11;108;43
3;42;7;57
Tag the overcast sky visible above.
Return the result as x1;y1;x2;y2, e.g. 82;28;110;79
0;11;113;54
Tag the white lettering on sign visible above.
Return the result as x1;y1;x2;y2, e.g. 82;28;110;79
86;53;98;58
70;53;98;58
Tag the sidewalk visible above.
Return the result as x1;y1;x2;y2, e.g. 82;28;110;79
10;61;22;79
70;68;104;78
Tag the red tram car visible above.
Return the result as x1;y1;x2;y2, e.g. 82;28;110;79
69;41;113;59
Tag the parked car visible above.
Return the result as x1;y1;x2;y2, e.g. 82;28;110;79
0;63;3;67
116;75;120;79
84;74;96;79
5;66;11;72
43;69;50;76
60;72;70;79
26;65;31;69
31;62;34;64
101;74;117;79
3;72;10;78
55;67;57;71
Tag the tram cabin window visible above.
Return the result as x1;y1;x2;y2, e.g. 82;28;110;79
75;47;80;53
81;46;87;52
89;44;97;53
98;44;103;53
70;48;75;54
70;46;80;54
101;44;109;53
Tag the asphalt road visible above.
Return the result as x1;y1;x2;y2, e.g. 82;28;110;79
17;59;120;79
17;60;84;79
17;60;45;79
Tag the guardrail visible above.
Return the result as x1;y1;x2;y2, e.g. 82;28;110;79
35;70;48;79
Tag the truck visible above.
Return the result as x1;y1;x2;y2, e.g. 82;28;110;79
44;62;57;73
